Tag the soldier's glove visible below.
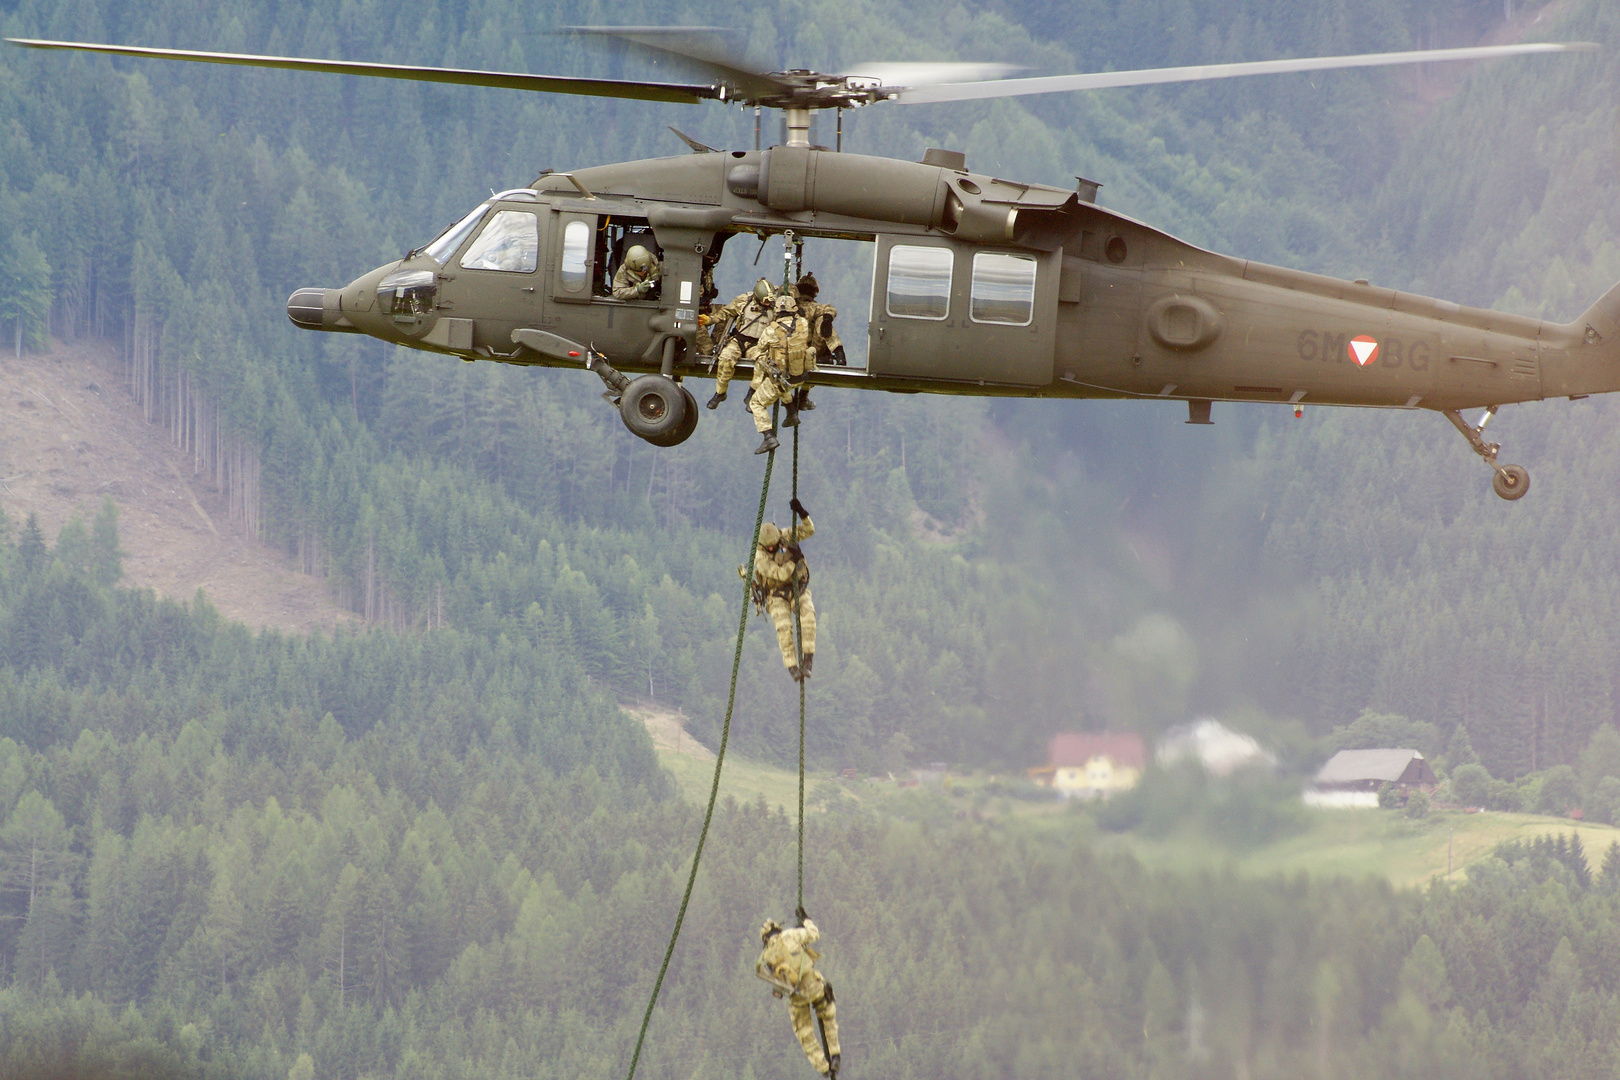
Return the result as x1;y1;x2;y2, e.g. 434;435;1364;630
697;314;711;325
790;499;808;519
773;990;784;999
795;903;809;925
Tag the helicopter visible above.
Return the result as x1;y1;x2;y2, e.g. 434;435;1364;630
7;29;1605;497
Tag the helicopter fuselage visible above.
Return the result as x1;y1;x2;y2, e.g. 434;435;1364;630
293;148;1620;422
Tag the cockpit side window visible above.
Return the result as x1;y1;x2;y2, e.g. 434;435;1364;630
460;210;540;273
423;204;489;264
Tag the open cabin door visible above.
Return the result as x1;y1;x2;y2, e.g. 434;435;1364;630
867;235;1058;386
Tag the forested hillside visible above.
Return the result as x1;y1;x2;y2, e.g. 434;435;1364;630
6;0;1620;1073
5;518;1620;1078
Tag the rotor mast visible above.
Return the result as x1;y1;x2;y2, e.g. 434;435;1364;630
783;107;812;148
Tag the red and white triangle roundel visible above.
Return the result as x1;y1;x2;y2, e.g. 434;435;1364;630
1349;335;1380;367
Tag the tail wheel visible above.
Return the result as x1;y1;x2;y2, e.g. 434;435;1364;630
1493;464;1530;501
620;375;689;445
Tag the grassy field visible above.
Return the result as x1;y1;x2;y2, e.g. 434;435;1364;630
1095;807;1620;889
657;744;811;810
653;738;1620;888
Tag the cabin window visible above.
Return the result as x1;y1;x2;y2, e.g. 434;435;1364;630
559;220;590;292
970;252;1036;326
886;245;952;320
460;210;540;273
423;204;488;264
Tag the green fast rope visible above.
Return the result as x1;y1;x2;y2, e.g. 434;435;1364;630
622;434;776;1080
792;420;806;909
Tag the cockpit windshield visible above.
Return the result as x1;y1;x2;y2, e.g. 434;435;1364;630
421;204;489;264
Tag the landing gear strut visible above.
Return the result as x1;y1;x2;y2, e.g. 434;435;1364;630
1444;407;1529;501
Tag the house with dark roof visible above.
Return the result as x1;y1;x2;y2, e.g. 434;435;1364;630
1030;732;1146;799
1305;749;1437;808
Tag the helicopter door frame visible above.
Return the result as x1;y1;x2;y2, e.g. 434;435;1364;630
551;211;597;304
867;235;1059;387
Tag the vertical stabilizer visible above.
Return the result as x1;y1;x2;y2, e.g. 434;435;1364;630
1575;279;1620;346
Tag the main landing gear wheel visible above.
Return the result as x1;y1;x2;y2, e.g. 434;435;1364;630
671;385;700;445
1444;406;1530;503
620;375;692;446
1493;464;1530;501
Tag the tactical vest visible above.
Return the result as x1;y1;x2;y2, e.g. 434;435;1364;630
735;301;773;340
764;315;812;377
760;934;819;991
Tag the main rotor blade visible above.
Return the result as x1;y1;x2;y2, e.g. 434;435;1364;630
895;41;1598;104
4;38;719;104
559;26;789;101
839;62;1025;87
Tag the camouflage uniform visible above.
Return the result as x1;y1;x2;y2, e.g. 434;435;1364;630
787;273;841;421
749;297;812;440
800;300;843;366
753;513;815;675
790;273;845;367
610;247;661;300
757;918;840;1076
705;282;777;397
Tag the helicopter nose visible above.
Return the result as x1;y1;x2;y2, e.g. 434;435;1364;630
287;288;338;330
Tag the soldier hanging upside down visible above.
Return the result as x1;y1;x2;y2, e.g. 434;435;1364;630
757;906;841;1078
752;498;816;681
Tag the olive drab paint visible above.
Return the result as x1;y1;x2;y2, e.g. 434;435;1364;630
276;143;1620;497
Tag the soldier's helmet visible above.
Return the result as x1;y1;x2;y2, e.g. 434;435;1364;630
759;919;783;943
759;522;783;547
774;293;798;314
624;245;657;272
796;272;819;299
753;278;776;304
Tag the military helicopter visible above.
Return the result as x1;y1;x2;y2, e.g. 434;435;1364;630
8;29;1605;497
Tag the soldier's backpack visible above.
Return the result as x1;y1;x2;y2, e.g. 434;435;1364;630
766;315;812;377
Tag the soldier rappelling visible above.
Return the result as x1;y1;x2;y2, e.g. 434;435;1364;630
757;906;841;1078
749;498;816;680
747;292;813;453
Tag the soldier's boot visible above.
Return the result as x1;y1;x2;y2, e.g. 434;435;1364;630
783;398;801;427
801;652;813;678
743;387;755;407
755;430;779;455
788;664;801;682
798;386;816;412
706;390;727;410
828;1054;840;1079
